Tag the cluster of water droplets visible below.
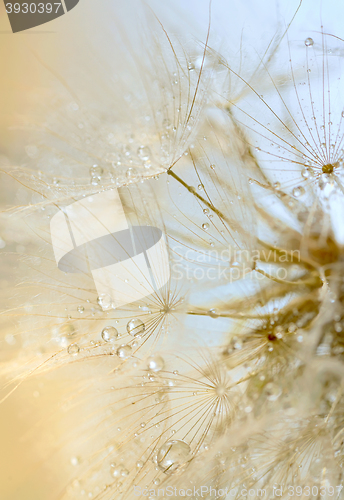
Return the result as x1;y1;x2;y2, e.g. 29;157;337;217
63;298;147;360
86;118;182;188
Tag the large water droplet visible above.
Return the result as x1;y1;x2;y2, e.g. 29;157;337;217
68;344;80;355
97;294;113;311
292;186;305;198
101;326;119;342
116;345;132;359
147;355;165;372
127;319;145;336
157;440;191;474
304;38;314;47
301;167;313;179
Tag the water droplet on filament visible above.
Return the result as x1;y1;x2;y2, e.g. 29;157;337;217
157;440;191;474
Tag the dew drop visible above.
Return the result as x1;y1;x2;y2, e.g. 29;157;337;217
116;345;132;359
126;167;138;181
155;391;167;403
304;37;314;47
68;344;80;355
97;294;113;311
162;119;171;130
301;167;313;179
202;223;209;230
127;318;145;336
288;323;297;333
292;186;305;197
137;145;151;161
157;440;191;474
147;354;165;372
90;165;103;180
208;308;218;318
264;382;282;401
101;326;119;342
77;306;84;314
111;464;129;478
